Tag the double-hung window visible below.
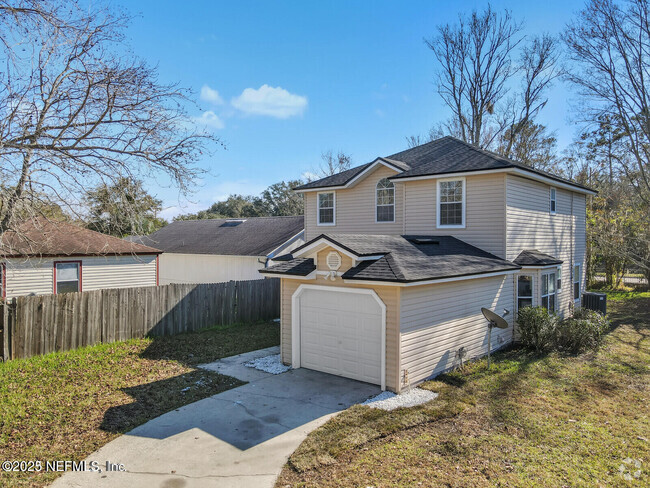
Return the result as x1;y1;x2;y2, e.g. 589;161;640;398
517;275;533;311
573;264;581;302
550;187;557;214
437;178;465;228
541;272;557;312
376;178;395;222
55;261;81;294
317;192;335;225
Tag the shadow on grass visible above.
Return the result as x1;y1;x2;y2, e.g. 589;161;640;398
99;321;280;435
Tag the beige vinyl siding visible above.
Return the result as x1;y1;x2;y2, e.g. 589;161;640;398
304;165;403;241
280;275;401;392
159;253;264;284
3;255;157;298
315;248;354;272
506;175;586;316
400;275;514;387
403;173;506;258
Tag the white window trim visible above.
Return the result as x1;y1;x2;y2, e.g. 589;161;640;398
550;187;557;215
436;177;466;229
573;264;581;303
316;191;336;226
375;178;395;223
291;284;386;391
541;271;557;312
517;274;534;311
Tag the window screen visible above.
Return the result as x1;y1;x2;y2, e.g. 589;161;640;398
439;180;464;226
56;262;80;294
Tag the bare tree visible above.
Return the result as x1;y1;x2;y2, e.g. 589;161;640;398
317;150;352;177
0;0;218;246
564;0;650;203
426;6;560;151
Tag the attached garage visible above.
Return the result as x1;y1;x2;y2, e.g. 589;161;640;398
292;285;386;389
261;234;521;393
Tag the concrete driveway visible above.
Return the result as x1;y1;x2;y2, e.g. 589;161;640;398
52;346;380;488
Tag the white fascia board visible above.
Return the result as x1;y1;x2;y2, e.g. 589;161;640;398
295;158;401;193
342;268;520;287
266;230;305;259
390;167;596;195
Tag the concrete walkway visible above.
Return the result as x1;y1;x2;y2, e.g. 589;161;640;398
52;347;380;488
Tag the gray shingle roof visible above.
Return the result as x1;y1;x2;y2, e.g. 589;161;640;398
262;257;315;276
514;250;563;266
295;136;593;192
129;216;304;257
264;234;520;283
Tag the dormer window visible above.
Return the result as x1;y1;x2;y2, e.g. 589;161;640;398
437;178;465;228
317;192;335;225
376;178;395;222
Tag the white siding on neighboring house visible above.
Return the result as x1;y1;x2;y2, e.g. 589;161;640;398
403;173;507;258
399;275;514;387
506;174;587;316
83;255;157;290
158;253;264;284
304;165;404;241
3;254;158;299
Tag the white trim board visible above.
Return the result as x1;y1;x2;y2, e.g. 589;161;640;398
296;158;402;193
291;284;387;390
342;269;520;287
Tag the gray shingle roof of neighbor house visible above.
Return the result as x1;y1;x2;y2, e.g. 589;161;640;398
1;218;162;258
264;234;521;283
128;216;304;257
261;257;315;276
514;249;563;266
294;136;595;192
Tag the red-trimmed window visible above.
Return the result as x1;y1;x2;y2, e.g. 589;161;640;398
54;261;82;294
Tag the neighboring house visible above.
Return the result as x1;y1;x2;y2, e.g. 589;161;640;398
260;136;595;392
131;216;304;284
0;219;161;299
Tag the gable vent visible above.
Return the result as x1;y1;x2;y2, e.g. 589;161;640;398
326;251;342;270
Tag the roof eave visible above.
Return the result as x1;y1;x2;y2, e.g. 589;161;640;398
342;267;522;287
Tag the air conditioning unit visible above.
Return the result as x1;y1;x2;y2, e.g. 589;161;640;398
582;292;607;315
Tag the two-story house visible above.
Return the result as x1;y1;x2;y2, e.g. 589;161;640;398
260;136;595;392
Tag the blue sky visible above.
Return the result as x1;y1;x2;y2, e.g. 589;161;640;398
120;0;586;219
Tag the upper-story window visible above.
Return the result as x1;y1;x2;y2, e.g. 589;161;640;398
317;192;335;226
437;178;465;228
376;178;395;222
550;187;557;215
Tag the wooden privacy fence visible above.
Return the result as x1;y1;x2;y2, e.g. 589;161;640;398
0;278;280;361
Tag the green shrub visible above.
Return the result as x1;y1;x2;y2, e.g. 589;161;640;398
555;309;610;353
517;306;558;353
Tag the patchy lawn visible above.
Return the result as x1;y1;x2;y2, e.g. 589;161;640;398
277;298;649;487
0;321;279;488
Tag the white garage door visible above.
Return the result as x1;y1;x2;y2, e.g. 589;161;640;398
299;288;382;385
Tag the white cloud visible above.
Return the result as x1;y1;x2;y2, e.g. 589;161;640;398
231;84;307;118
200;85;224;105
194;110;225;130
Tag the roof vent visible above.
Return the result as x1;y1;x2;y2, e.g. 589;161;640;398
410;237;440;245
221;219;247;227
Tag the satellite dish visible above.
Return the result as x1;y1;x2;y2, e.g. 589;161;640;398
481;307;509;369
481;307;509;329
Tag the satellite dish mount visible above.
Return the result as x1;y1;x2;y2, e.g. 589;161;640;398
481;307;509;369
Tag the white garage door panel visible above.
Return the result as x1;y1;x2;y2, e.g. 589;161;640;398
299;289;382;385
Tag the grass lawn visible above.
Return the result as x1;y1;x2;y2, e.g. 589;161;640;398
0;321;279;487
277;297;649;487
